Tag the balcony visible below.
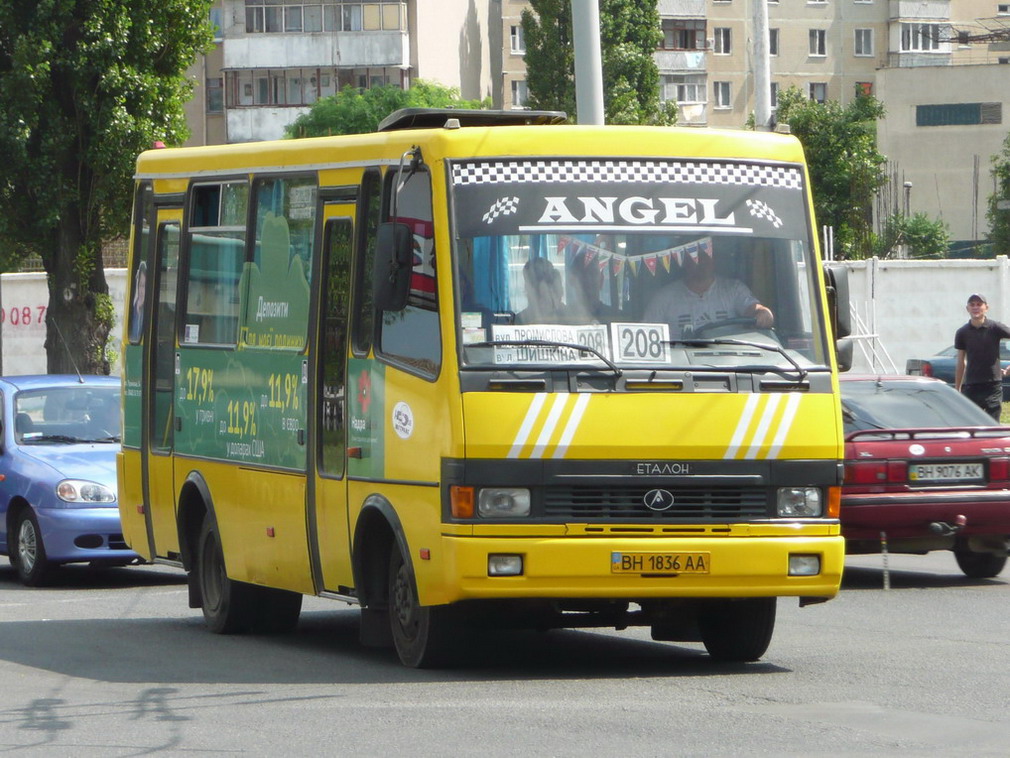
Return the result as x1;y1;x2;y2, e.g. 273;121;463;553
223;30;409;70
654;49;707;73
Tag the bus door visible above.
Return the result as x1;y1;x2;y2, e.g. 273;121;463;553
309;205;356;592
142;210;183;559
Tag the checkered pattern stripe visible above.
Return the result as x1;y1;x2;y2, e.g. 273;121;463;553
451;159;802;190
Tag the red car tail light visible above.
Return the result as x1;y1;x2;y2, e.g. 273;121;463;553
845;460;908;484
990;457;1010;482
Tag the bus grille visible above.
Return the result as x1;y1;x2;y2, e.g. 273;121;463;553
543;486;768;521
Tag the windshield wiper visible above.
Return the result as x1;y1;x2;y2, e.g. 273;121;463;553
465;339;623;377
669;337;809;381
24;434;86;445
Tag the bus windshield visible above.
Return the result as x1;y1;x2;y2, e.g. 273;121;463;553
451;156;828;373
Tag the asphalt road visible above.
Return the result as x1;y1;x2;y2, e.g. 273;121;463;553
1;551;1008;757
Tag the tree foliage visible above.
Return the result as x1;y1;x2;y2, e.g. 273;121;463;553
987;131;1010;256
0;0;214;373
873;212;950;259
521;0;676;125
775;87;887;259
286;80;489;138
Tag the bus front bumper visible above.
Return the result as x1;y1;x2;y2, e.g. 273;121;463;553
420;533;845;606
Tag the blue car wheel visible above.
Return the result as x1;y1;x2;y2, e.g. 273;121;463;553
13;509;53;587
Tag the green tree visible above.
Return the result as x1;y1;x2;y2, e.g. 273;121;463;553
987;131;1010;256
286;80;489;138
521;0;676;125
775;87;887;259
0;1;214;373
873;212;950;258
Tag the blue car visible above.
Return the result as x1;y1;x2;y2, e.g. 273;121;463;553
0;375;140;585
905;345;1010;402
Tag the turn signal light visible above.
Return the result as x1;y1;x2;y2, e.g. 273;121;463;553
990;457;1010;482
844;461;908;484
450;485;475;518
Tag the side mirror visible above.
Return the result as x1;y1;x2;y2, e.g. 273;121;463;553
823;264;851;339
835;337;853;372
374;222;413;312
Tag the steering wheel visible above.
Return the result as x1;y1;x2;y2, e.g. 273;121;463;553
691;317;777;341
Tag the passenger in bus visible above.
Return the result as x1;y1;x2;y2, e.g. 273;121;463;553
643;245;773;338
568;250;617;324
516;257;566;324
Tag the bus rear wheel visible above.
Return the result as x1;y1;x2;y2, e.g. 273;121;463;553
388;544;456;668
195;517;302;635
698;598;776;662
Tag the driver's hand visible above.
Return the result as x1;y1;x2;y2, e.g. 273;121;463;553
754;306;774;329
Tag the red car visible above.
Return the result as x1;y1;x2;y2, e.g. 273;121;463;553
840;374;1010;578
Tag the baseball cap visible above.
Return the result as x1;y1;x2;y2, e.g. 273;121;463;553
968;293;987;304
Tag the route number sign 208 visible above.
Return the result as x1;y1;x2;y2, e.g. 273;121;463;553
609;322;670;364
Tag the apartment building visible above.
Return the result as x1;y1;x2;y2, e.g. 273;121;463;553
184;0;497;144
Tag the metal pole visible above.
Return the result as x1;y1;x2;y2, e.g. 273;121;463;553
571;0;605;125
752;0;772;130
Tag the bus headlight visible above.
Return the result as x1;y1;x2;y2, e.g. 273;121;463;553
478;488;531;518
776;487;822;517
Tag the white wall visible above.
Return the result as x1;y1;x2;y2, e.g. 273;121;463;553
0;269;127;376
841;257;1010;375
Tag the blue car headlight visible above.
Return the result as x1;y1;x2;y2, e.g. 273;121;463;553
56;479;116;504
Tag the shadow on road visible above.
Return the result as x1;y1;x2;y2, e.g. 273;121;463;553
0;601;791;684
841;562;1007;591
0;562;185;590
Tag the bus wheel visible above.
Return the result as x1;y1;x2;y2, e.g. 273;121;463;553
954;548;1007;579
196;517;257;634
13;509;53;587
698;598;776;662
387;544;455;668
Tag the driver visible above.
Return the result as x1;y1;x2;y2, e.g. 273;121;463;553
643;245;773;338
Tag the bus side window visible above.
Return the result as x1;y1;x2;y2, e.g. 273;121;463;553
375;167;441;378
351;169;381;356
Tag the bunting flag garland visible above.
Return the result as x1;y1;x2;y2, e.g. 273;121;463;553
559;235;712;278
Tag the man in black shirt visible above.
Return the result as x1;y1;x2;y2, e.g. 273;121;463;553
954;293;1010;421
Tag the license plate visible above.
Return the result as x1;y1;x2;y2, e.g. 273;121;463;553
611;552;710;574
909;462;984;482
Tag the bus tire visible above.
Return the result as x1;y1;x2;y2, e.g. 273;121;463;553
698;598;776;662
196;517;257;634
954;548;1007;579
388;543;455;668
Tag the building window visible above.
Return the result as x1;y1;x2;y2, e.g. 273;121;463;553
998;3;1009;15
663;74;706;104
714;28;732;55
916;102;1002;127
856;81;873;96
512;80;528;108
713;81;731;108
809;29;826;56
901;23;942;52
769;28;779;56
227;68;399;107
206;77;224;113
770;82;779;110
245;1;405;34
809;82;827;103
510;25;525;54
661;19;706;50
854;28;873;56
